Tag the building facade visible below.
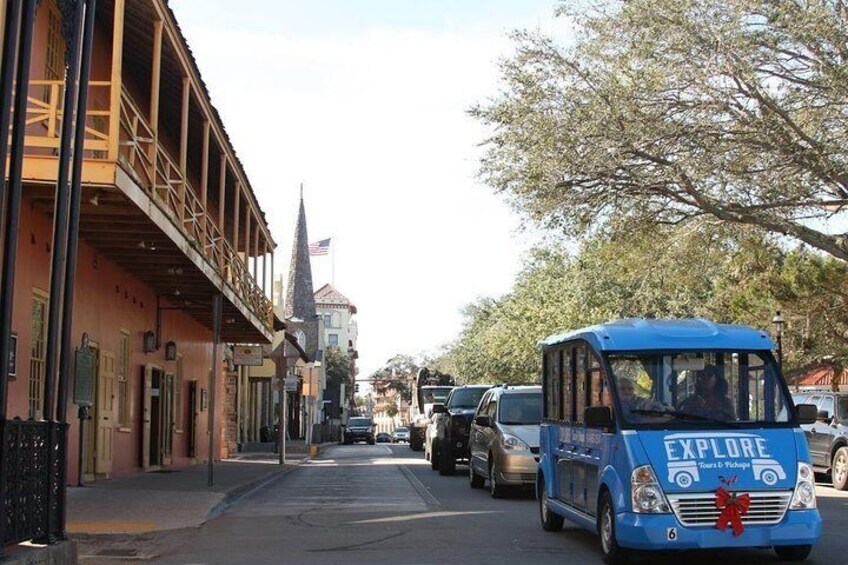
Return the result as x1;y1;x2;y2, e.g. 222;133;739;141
314;283;358;422
10;0;277;484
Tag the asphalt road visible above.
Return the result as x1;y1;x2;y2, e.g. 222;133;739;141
145;444;848;565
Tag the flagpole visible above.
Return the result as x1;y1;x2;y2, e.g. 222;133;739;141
332;234;335;286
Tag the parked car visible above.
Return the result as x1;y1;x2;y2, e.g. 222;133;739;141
792;390;848;489
427;384;493;475
342;417;375;445
375;432;392;443
469;384;542;497
391;427;410;443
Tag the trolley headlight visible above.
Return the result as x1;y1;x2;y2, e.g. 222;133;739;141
790;462;817;510
631;465;670;513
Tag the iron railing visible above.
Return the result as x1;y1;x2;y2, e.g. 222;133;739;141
1;419;67;546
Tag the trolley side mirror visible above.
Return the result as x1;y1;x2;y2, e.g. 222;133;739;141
585;406;613;429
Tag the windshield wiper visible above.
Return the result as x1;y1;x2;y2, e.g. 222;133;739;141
630;408;739;426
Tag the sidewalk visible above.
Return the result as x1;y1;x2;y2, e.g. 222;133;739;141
66;440;321;536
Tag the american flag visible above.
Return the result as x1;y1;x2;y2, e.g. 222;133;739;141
308;238;331;256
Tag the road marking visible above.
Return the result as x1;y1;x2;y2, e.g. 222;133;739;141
398;464;441;508
349;510;503;524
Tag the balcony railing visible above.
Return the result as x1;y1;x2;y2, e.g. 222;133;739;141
24;80;273;331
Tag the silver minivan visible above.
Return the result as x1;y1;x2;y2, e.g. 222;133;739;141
468;385;542;497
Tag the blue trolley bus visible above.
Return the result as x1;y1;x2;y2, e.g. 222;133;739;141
537;319;821;564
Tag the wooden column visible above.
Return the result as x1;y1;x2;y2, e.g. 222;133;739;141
270;251;275;305
108;0;126;161
262;242;267;296
200;120;210;241
233;182;240;261
149;19;163;190
178;76;189;220
244;207;251;278
217;155;226;231
253;224;259;284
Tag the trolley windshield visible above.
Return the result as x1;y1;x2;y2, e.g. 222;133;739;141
606;350;793;428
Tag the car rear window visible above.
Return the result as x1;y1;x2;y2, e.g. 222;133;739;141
349;418;372;426
498;393;542;425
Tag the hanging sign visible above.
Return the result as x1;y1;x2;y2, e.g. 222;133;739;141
73;334;95;407
233;345;263;366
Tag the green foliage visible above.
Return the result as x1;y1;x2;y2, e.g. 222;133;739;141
324;347;352;388
472;0;848;260
435;224;848;381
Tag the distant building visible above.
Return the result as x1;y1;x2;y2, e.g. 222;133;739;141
314;284;358;421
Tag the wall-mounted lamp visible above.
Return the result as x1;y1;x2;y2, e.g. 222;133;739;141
88;192;100;206
143;331;157;353
165;341;177;361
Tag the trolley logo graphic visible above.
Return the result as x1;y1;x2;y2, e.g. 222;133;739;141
662;432;785;488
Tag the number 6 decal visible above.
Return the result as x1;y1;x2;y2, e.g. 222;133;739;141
667;527;677;541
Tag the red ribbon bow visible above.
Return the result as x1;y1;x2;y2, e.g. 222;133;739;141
714;487;751;536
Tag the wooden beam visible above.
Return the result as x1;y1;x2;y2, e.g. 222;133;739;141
218;154;226;232
244;205;251;260
253;223;259;283
150;18;163;189
233;182;240;255
262;242;267;296
200;120;210;237
108;0;126;161
178;76;190;220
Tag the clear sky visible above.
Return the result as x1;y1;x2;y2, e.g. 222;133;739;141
170;1;572;378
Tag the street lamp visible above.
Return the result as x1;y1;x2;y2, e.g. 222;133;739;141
772;310;785;373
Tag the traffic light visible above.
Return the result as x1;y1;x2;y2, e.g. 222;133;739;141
355;383;360;393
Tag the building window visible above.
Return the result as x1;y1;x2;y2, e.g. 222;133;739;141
117;330;130;427
175;356;183;432
328;333;339;347
323;314;331;328
29;293;48;420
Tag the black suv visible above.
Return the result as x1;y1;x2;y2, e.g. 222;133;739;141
430;385;492;476
792;390;848;489
342;416;375;445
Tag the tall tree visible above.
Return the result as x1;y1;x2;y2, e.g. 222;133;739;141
472;0;848;260
437;225;848;383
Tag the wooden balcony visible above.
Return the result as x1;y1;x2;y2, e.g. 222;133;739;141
22;79;275;343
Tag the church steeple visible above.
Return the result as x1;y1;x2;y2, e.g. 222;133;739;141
285;187;317;320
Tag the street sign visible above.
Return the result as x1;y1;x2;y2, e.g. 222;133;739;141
284;376;298;392
233;345;263;366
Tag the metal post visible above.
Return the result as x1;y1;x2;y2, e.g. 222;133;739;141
0;0;23;260
208;294;222;487
0;0;36;555
58;0;97;425
76;405;88;486
44;0;85;436
0;0;35;421
56;0;97;541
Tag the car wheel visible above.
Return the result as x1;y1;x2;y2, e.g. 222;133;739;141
599;491;629;565
431;440;440;471
774;545;813;561
489;459;507;498
538;473;564;532
832;447;848;490
439;442;456;476
469;460;484;489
